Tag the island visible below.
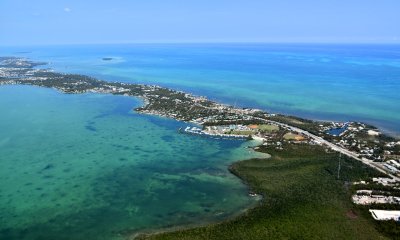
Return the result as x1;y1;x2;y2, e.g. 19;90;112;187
1;57;399;239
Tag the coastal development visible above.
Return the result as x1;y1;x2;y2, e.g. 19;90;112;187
1;57;399;178
1;57;400;237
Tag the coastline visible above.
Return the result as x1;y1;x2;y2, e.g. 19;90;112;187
131;150;270;239
135;143;391;240
132;144;268;240
1;56;399;239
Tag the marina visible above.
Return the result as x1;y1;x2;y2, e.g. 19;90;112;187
2;0;400;238
179;126;250;140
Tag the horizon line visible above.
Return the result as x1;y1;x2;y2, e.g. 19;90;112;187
2;41;400;47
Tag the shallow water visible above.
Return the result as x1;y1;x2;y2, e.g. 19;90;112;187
0;85;261;240
1;43;399;136
1;43;399;239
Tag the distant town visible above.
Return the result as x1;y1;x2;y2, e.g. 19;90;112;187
1;56;399;223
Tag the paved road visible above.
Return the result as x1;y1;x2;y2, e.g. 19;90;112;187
258;118;400;182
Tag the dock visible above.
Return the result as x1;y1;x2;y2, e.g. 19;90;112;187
179;126;249;140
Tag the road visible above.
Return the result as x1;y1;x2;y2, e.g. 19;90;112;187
258;118;400;182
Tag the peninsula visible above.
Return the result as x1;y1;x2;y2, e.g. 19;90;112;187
1;57;399;176
1;57;399;239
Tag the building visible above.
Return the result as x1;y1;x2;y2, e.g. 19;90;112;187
369;210;400;221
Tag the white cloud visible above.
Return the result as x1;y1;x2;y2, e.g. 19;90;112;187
64;7;71;12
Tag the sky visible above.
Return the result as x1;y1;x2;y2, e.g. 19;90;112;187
1;0;400;45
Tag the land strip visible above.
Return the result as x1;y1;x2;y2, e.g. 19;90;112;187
1;57;400;239
1;57;399;180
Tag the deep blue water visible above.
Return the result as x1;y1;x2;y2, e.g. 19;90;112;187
1;43;399;136
1;44;399;239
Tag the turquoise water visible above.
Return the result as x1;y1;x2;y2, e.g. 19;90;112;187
0;85;263;240
1;43;399;136
1;43;399;239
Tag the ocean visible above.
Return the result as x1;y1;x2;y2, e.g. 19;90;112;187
2;43;399;135
0;44;399;239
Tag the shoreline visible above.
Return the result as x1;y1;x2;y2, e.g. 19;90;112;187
136;143;394;240
1;56;399;239
132;143;268;240
130;175;264;240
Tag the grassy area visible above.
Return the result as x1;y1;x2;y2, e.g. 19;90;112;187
257;124;279;132
136;144;390;240
283;132;305;140
269;114;326;136
230;130;254;136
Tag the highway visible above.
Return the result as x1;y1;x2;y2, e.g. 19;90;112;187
259;118;400;182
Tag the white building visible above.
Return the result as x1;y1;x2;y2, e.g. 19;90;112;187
369;210;400;221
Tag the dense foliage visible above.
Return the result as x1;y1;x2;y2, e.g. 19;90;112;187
137;144;395;240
